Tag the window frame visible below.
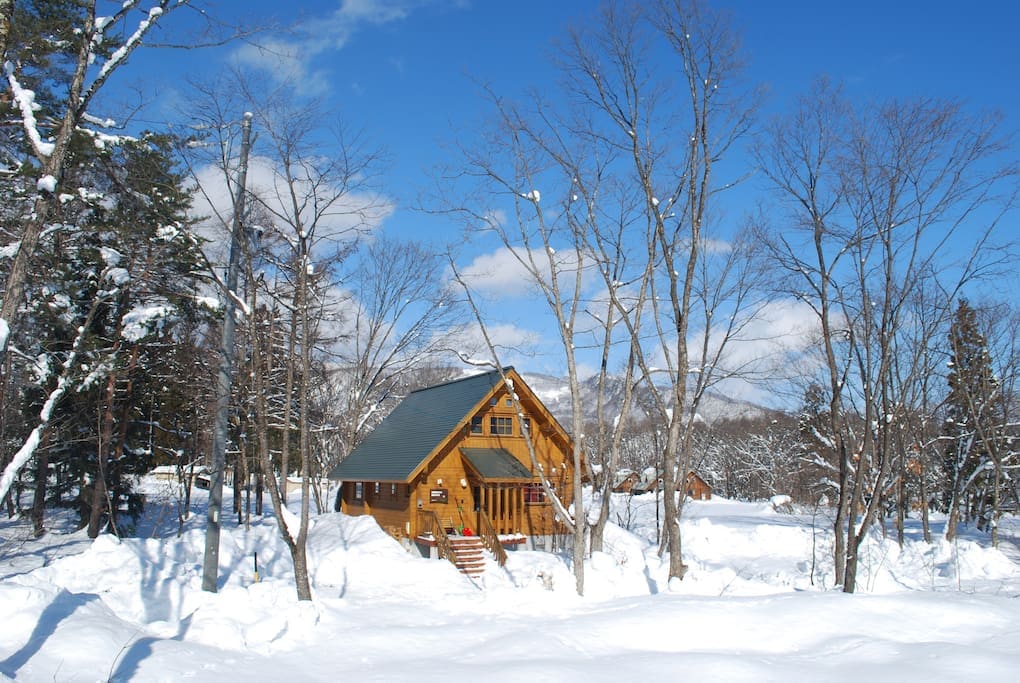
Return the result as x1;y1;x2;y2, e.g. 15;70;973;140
523;483;546;504
490;416;513;435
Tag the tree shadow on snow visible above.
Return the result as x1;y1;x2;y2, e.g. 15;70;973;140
106;613;193;682
0;589;99;677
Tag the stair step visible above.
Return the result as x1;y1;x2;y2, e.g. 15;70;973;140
447;536;488;576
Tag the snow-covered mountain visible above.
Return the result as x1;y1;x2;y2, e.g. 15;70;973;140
521;372;769;428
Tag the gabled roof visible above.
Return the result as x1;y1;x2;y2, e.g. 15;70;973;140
328;369;508;482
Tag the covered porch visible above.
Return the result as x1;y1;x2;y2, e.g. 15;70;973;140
461;447;536;536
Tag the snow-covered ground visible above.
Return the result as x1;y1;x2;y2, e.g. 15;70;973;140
2;479;1019;682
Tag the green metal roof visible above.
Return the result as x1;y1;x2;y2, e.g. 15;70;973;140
460;448;534;481
328;369;508;482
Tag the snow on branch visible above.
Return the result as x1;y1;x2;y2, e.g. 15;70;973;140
96;5;165;82
4;63;55;159
0;298;105;502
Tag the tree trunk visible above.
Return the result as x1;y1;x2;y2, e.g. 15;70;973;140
280;305;298;500
30;433;49;537
294;250;313;601
920;458;931;543
88;373;118;538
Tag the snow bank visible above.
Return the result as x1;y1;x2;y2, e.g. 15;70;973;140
1;484;1019;681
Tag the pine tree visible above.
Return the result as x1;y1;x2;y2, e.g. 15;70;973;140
942;299;998;540
14;132;209;536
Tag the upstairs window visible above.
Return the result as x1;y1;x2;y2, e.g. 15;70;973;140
490;416;513;435
521;417;532;436
354;482;364;501
470;416;483;434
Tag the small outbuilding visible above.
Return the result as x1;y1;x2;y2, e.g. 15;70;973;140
611;470;641;494
684;472;713;501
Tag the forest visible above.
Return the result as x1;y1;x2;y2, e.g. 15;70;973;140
1;0;1017;598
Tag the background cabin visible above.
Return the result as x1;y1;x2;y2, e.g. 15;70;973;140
612;470;641;494
626;468;713;501
684;472;713;501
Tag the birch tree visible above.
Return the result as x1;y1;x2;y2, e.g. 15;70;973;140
197;74;384;600
756;79;1016;591
565;0;758;583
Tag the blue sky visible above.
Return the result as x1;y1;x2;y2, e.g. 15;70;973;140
113;0;1019;402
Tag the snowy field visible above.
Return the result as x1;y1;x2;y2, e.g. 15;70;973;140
2;479;1019;682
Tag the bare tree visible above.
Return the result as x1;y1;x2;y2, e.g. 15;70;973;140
756;78;1016;591
182;65;385;599
435;0;758;588
324;237;463;470
565;0;758;584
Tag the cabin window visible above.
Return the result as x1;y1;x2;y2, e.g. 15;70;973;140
524;483;545;504
374;482;380;496
391;483;397;496
490;396;497;406
354;482;363;501
505;398;513;407
521;417;532;436
490;416;513;435
470;416;483;434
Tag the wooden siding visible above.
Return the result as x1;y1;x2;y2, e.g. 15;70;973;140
340;481;413;538
684;472;713;501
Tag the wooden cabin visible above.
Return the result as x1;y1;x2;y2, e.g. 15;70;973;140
611;470;641;494
328;368;575;555
630;467;663;495
684;472;713;501
628;468;712;501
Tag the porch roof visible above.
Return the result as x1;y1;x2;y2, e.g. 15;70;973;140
461;448;534;482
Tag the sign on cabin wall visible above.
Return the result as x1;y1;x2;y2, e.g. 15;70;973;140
430;488;448;504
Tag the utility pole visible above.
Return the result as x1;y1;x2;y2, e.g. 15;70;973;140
203;112;254;593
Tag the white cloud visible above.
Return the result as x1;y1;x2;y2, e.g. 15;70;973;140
189;157;395;267
702;238;733;254
697;298;823;407
231;1;462;93
449;321;542;367
456;244;595;299
628;298;823;409
457;247;538;297
231;40;332;96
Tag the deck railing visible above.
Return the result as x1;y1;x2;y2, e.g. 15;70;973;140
417;509;457;568
476;509;508;566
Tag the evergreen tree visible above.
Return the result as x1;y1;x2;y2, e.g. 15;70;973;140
14;132;209;535
942;299;998;540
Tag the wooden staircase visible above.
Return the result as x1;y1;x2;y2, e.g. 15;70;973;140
449;536;486;577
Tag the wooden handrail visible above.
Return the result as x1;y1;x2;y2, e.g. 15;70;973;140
476;508;508;567
418;510;457;567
